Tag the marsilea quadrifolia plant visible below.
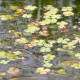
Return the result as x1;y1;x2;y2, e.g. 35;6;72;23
0;5;80;74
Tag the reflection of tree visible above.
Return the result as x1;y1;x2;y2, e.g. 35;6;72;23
74;0;80;12
0;0;35;7
73;0;80;21
34;0;58;20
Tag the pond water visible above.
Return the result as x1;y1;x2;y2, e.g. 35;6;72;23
0;0;80;80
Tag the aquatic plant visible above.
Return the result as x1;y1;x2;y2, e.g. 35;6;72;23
36;67;50;74
0;4;80;77
62;7;74;16
43;54;55;67
10;5;19;10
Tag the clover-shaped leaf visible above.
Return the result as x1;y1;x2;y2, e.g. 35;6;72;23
0;72;6;76
40;47;51;52
0;60;9;64
57;38;69;44
0;15;14;20
62;7;73;11
43;62;53;67
71;63;80;69
75;53;80;59
22;14;32;18
13;51;22;55
57;69;66;74
57;21;68;26
63;11;74;16
43;54;55;61
44;43;53;48
36;67;50;74
15;38;29;44
15;9;26;14
57;38;63;43
44;5;54;10
24;5;37;10
0;51;6;58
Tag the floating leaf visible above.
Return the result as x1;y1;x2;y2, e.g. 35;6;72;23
39;31;49;36
75;53;80;59
71;63;80;69
24;5;37;10
24;44;33;48
7;67;20;75
36;67;50;74
0;60;9;64
62;7;73;11
0;72;6;76
15;38;29;44
24;25;40;35
10;5;18;10
13;51;22;55
72;25;77;29
57;38;70;44
22;14;32;18
0;51;6;58
44;43;53;48
57;69;66;74
57;21;68;26
40;47;51;52
58;25;66;29
44;5;54;10
43;62;53;67
43;54;55;61
0;15;14;20
15;9;26;14
48;40;56;44
63;11;74;16
75;37;80;43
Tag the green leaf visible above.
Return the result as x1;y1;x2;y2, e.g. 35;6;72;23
0;51;6;58
57;38;63;43
0;60;9;64
75;53;80;59
10;5;18;10
43;54;55;60
71;63;80;69
0;15;14;20
40;47;51;52
43;62;53;67
20;38;29;43
13;51;22;55
0;72;6;76
22;14;32;18
44;43;53;48
24;5;37;10
57;69;66;74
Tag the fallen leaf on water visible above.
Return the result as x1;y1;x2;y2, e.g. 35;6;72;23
8;51;13;53
24;44;33;48
42;27;48;31
39;31;49;36
7;67;20;75
15;9;26;14
71;63;80;69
